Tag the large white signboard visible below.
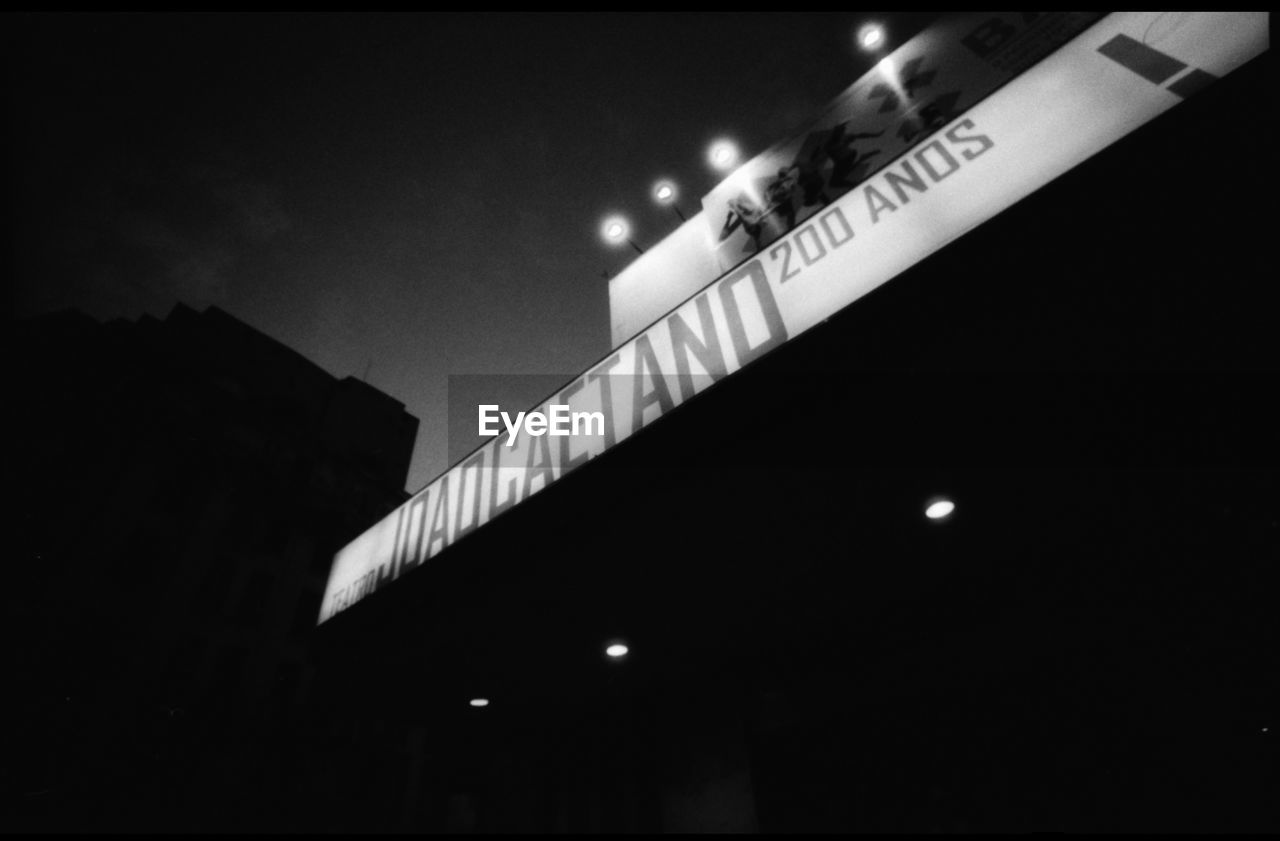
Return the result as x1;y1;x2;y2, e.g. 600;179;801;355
321;12;1268;624
700;12;1103;274
611;12;1103;348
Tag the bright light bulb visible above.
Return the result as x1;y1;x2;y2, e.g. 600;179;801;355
858;23;885;51
600;215;630;245
708;139;739;171
925;499;955;520
652;179;681;206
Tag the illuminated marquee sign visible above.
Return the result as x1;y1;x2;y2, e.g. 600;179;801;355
320;12;1268;624
608;12;1105;348
701;12;1105;273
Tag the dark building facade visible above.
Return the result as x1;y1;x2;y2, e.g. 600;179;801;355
11;304;417;831
298;48;1277;834
10;43;1275;836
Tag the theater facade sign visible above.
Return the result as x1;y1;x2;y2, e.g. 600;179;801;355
320;12;1268;624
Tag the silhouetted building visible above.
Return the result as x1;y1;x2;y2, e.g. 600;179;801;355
12;303;417;831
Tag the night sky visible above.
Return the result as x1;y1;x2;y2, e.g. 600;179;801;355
5;12;938;492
